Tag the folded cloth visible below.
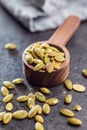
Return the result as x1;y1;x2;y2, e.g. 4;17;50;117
0;0;87;32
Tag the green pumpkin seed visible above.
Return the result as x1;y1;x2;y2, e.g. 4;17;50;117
3;81;14;89
25;54;33;64
35;92;46;102
68;118;82;126
3;112;12;124
48;51;58;57
60;108;74;117
12;78;24;84
27;98;35;109
64;79;73;90
33;63;45;71
35;105;42;114
1;86;9;96
44;54;50;64
82;69;87;77
13;110;28;119
28;107;37;118
46;62;54;73
45;98;59;105
40;87;51;94
0;112;6;121
35;122;44;130
28;93;36;101
33;59;43;64
17;95;28;102
5;103;13;111
64;94;72;104
5;43;16;50
34;48;44;59
3;94;13;103
73;104;82;111
35;115;44;123
73;84;86;92
41;43;49;48
55;55;65;62
49;46;60;52
42;103;50;115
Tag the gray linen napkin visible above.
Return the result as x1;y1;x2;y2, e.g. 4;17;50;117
0;0;87;32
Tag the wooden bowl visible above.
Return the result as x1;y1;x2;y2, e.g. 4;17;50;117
22;16;80;87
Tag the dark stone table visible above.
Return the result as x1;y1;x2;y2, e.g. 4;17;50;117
0;6;87;130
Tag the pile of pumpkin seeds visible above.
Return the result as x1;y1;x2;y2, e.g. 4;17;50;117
0;78;59;130
25;42;65;73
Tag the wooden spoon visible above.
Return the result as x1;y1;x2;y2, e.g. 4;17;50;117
22;16;80;87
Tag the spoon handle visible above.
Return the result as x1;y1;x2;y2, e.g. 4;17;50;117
48;16;80;46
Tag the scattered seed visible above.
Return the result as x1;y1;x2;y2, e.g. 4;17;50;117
68;117;82;126
82;69;87;77
17;95;28;102
28;107;37;118
35;122;44;130
40;87;51;94
64;94;72;104
27;98;35;109
5;103;13;111
28;93;36;101
73;104;82;111
5;43;16;50
45;98;59;105
1;86;9;96
12;78;24;84
35;115;44;123
3;81;14;89
3;112;12;124
64;79;73;90
3;94;13;103
0;112;6;121
60;108;74;117
35;105;42;115
35;92;46;102
13;110;28;119
73;84;86;92
42;103;50;114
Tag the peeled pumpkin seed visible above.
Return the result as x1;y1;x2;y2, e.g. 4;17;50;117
48;51;58;57
42;103;50;114
44;54;50;64
46;62;54;73
35;92;46;102
28;107;37;118
28;93;36;101
60;108;74;117
27;98;35;109
35;115;44;123
13;110;28;119
3;112;12;124
45;98;59;105
12;78;24;84
33;59;43;64
0;112;6;121
73;84;86;92
33;63;45;71
25;54;33;64
64;79;73;90
34;48;44;59
5;43;16;50
53;61;61;70
49;46;60;52
3;81;14;89
35;122;44;130
41;43;49;48
68;118;82;126
82;69;87;77
64;94;72;104
3;94;13;103
35;105;42;114
55;55;65;62
73;104;82;111
5;102;13;111
1;86;9;96
17;95;28;102
40;87;51;94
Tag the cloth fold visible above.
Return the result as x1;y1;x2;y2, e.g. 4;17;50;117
0;0;87;32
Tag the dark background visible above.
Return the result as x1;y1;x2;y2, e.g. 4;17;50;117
0;5;87;130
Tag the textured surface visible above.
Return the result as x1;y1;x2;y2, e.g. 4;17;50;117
0;6;87;130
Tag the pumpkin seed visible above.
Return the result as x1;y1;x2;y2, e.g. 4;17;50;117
34;48;44;59
41;43;49;48
33;59;43;64
5;102;13;111
35;122;44;130
35;92;46;102
33;63;45;71
5;43;16;50
42;103;50;114
48;51;58;57
82;69;87;77
53;61;61;70
3;112;12;124
60;108;74;117
73;84;86;92
13;110;28;119
17;95;28;102
25;54;33;64
40;87;51;94
45;98;59;105
28;107;37;118
35;115;44;123
55;55;65;62
64;94;72;104
46;62;54;73
68;118;82;126
35;105;42;114
44;54;50;64
1;86;9;96
12;78;24;84
27;98;35;109
49;46;60;52
64;79;73;90
73;104;82;111
3;94;13;103
3;81;14;89
0;112;6;121
28;93;36;101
